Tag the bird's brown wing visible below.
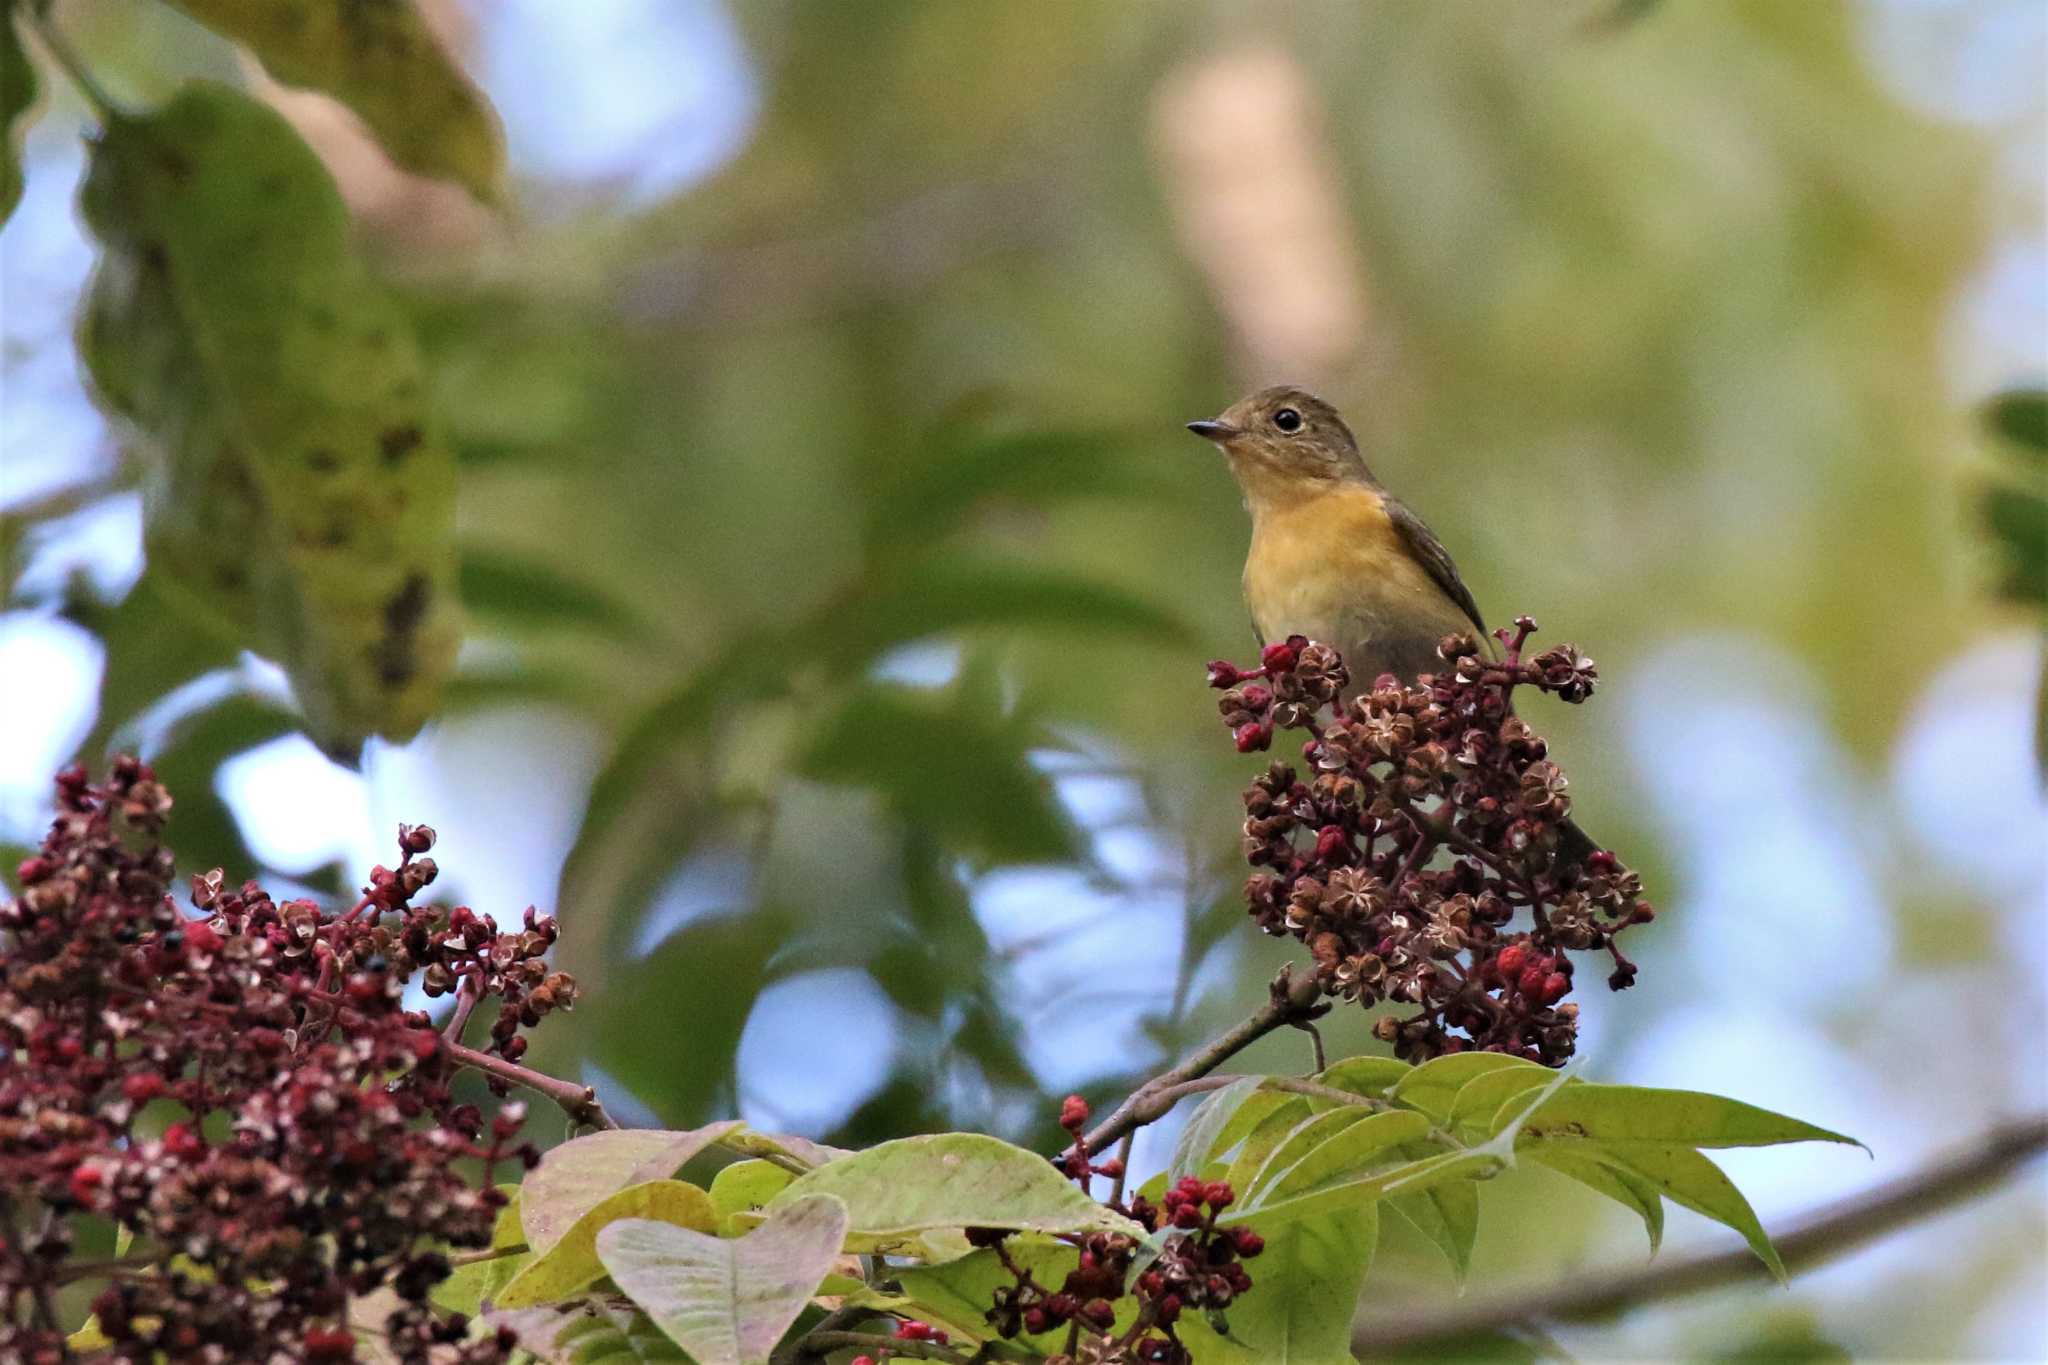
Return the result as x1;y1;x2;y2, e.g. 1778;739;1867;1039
1385;496;1487;638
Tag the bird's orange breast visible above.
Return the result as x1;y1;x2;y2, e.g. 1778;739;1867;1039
1241;485;1459;655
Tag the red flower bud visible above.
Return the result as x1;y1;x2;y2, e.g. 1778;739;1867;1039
1206;660;1243;689
1059;1094;1091;1130
1239;683;1272;710
1517;965;1548;998
1312;825;1349;864
1260;641;1297;673
896;1319;934;1340
1539;972;1570;1005
15;856;51;884
1233;1228;1265;1257
1495;944;1527;978
68;1163;103;1205
1084;1298;1116;1328
1234;721;1273;753
122;1072;166;1104
303;1328;355;1362
1203;1180;1235;1209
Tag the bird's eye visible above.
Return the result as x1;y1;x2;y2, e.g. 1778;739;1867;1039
1272;407;1303;433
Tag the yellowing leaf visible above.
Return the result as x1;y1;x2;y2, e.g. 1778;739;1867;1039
495;1180;718;1309
165;0;505;203
520;1125;742;1255
78;83;459;758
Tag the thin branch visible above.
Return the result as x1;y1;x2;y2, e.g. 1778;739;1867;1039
1352;1114;2048;1355
444;1040;619;1131
1081;964;1328;1155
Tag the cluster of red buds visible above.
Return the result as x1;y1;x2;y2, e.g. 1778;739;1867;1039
974;1099;1264;1363
0;759;567;1362
1212;621;1654;1065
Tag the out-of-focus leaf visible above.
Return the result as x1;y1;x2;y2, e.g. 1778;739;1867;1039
823;559;1187;665
595;1196;849;1365
801;683;1076;865
66;572;240;759
1527;1145;1663;1254
864;428;1156;556
764;1133;1142;1248
1315;1056;1415;1100
163;0;505;203
1512;1083;1861;1151
593;909;790;1126
495;1180;718;1309
1987;388;2048;455
1175;1205;1378;1365
486;1299;688;1364
2;4;33;224
882;1237;1133;1351
78;83;460;761
1386;1152;1479;1286
1983;483;2046;605
148;691;301;880
459;548;646;639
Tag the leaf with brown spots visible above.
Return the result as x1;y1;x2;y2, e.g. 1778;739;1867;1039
78;83;459;759
164;0;505;204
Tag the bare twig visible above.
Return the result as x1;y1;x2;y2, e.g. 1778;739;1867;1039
444;1041;618;1131
1081;964;1328;1155
1352;1114;2048;1355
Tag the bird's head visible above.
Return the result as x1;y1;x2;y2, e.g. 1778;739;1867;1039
1187;385;1368;506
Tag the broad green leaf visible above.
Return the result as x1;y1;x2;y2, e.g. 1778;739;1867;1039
1176;1205;1378;1365
1244;1108;1383;1203
432;1186;527;1316
2;4;33;224
1513;1084;1860;1151
1224;1096;1312;1191
1249;1110;1434;1213
596;1196;850;1365
459;548;647;639
496;1180;719;1309
65;572;240;759
1527;1146;1664;1255
1984;482;2047;605
79;84;459;759
716;1130;852;1172
1168;1076;1267;1185
1207;1089;1303;1168
709;1159;796;1234
1390;1052;1542;1122
864;427;1158;557
487;1299;689;1364
1386;1152;1480;1285
521;1125;742;1254
1594;1143;1784;1280
146;692;301;884
765;1132;1142;1248
1445;1064;1563;1137
1988;388;2048;455
1315;1055;1414;1099
164;0;505;202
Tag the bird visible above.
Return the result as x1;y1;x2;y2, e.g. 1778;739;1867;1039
1188;383;1602;863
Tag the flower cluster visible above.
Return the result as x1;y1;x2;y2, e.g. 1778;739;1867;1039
0;759;568;1362
1212;621;1654;1065
975;1100;1263;1364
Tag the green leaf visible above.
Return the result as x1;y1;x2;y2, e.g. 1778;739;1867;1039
1527;1145;1664;1255
2;4;34;225
163;0;505;203
1386;1155;1480;1286
1168;1076;1267;1185
885;1236;1137;1351
864;427;1157;556
1176;1205;1378;1365
1243;1108;1384;1202
1314;1055;1414;1099
487;1299;689;1364
1247;1111;1435;1213
146;692;301;882
1223;1096;1312;1192
800;682;1078;864
65;572;240;760
715;1131;852;1173
432;1185;528;1315
520;1125;743;1255
1445;1064;1563;1138
1389;1053;1544;1123
1591;1143;1784;1280
596;1195;850;1365
79;84;460;760
764;1133;1142;1249
1512;1083;1861;1151
1984;482;2047;605
1987;388;2048;455
496;1180;719;1309
459;548;647;639
708;1159;796;1234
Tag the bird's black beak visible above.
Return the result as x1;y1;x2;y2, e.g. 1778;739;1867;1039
1186;419;1237;442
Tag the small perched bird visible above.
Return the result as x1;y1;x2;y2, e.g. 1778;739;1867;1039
1188;384;1487;690
1189;383;1602;861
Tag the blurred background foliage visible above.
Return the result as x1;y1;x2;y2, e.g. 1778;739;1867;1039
2;0;2043;1358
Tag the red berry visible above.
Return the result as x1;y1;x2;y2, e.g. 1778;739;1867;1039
1206;660;1242;689
1539;972;1570;1005
1239;683;1272;710
1495;944;1527;978
303;1328;355;1361
1234;721;1273;753
1059;1094;1091;1130
1516;966;1548;998
15;856;51;884
182;920;222;954
1233;1228;1265;1258
1260;642;1297;673
1312;825;1349;864
162;1123;205;1160
68;1164;102;1205
1203;1181;1235;1210
1092;1156;1124;1179
1172;1204;1204;1229
1023;1308;1050;1334
408;1030;440;1061
896;1320;933;1340
122;1072;166;1104
1083;1298;1116;1328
